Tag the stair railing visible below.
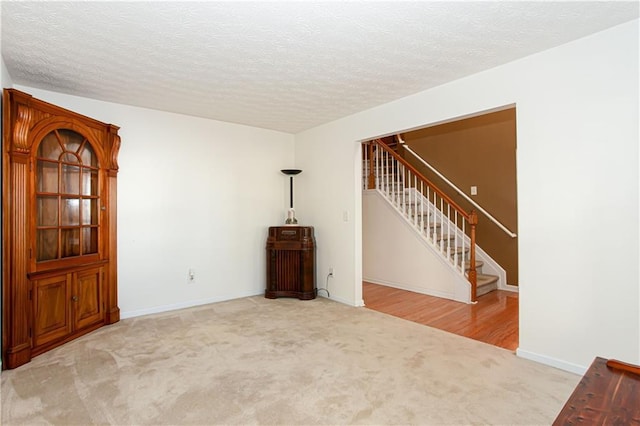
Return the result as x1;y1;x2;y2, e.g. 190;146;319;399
364;139;480;301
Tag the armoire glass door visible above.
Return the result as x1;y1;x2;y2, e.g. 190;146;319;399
35;129;100;262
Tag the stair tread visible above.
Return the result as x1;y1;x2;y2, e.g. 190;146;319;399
464;260;484;270
423;222;442;228
435;234;457;241
449;246;469;254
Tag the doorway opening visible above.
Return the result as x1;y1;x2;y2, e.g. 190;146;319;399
361;106;518;350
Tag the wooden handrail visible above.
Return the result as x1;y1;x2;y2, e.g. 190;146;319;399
372;139;470;219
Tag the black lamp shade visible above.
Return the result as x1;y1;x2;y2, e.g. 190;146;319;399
281;169;302;176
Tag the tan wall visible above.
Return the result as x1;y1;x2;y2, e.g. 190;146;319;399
401;108;518;285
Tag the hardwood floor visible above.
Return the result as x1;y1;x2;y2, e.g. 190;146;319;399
363;282;519;351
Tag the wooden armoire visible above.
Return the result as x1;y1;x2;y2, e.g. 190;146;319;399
2;89;121;369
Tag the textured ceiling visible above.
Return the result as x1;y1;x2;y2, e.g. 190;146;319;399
2;1;638;133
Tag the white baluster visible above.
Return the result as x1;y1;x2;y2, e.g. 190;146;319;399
446;204;451;261
398;161;402;208
384;151;388;198
400;163;405;214
426;188;430;241
379;148;383;192
384;150;388;197
393;155;398;206
379;147;383;193
414;175;418;228
391;155;395;204
374;146;378;189
363;144;368;191
440;197;444;252
432;191;438;244
462;219;467;273
454;211;459;271
389;152;394;203
423;183;428;237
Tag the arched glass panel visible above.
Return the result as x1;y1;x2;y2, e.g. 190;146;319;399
37;133;63;159
57;129;83;154
35;129;100;261
80;142;98;167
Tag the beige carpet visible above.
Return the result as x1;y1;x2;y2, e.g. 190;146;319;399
1;296;579;425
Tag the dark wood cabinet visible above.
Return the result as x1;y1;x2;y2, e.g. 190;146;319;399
31;266;105;351
2;89;121;369
266;226;316;300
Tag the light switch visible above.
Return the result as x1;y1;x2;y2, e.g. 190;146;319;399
470;186;478;196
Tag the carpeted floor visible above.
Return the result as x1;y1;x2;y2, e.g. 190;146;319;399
1;296;579;425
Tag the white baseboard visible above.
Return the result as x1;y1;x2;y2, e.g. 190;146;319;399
363;277;458;301
120;291;263;319
317;292;361;307
516;348;586;375
122;291;361;319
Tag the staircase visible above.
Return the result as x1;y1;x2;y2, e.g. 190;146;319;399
363;138;500;301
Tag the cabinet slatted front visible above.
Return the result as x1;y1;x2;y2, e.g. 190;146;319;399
266;226;316;300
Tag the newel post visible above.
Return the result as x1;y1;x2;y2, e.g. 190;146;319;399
468;210;478;302
367;142;375;189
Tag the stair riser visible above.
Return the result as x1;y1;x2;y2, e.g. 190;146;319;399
476;282;498;297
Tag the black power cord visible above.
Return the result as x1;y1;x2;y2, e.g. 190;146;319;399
316;272;331;298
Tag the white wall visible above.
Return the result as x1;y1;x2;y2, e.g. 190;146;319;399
2;57;13;88
14;85;294;317
363;191;469;302
295;20;639;373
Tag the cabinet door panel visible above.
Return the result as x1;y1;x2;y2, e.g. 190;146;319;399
74;268;104;329
33;274;72;348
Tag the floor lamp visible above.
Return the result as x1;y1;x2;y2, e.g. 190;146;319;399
281;169;302;225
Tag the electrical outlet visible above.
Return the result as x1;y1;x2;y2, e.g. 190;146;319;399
188;268;196;283
329;267;334;276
